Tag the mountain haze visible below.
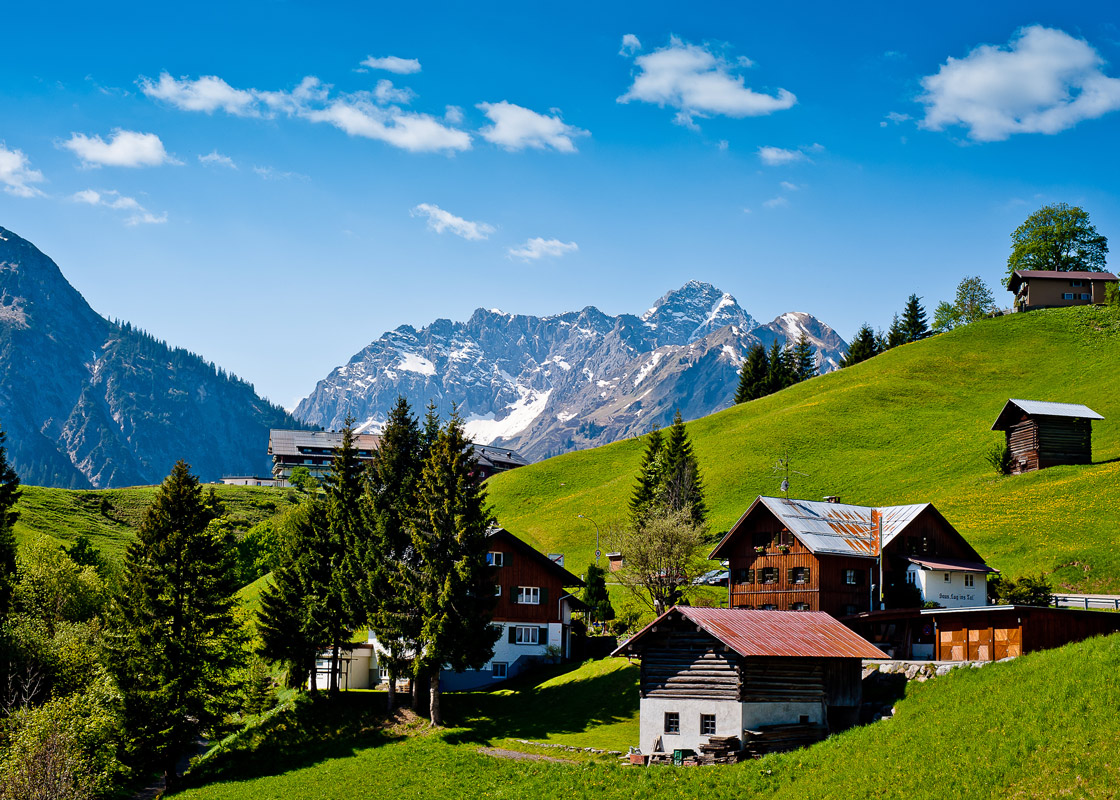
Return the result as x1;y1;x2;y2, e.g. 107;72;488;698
0;226;307;488
295;281;848;460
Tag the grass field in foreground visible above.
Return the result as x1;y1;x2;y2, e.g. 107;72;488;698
485;305;1120;594
177;632;1120;800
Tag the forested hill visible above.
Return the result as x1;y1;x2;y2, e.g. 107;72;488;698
0;225;308;488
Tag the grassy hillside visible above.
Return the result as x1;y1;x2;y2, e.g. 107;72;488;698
177;632;1120;799
485;306;1120;593
12;483;295;562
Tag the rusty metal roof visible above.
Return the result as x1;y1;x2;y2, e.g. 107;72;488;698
757;496;926;557
991;399;1103;430
613;606;887;660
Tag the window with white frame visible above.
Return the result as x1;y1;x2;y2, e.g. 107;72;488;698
964;574;974;587
944;572;951;583
491;662;507;678
513;626;539;645
844;569;859;586
906;571;916;585
517;586;540;605
487;552;504;567
494;584;502;596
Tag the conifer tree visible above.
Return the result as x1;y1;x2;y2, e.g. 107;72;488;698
408;414;499;726
734;344;769;404
419;401;442;462
361;396;424;711
106;461;243;792
582;563;614;625
840;324;879;367
886;313;907;349
0;425;21;620
791;333;818;383
901;294;930;342
629;427;664;527
765;340;791;395
659;410;707;525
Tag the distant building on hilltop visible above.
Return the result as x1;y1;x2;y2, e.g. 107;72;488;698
1007;269;1117;312
709;496;996;618
268;428;527;483
990;399;1104;474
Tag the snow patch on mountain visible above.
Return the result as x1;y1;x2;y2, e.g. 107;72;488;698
398;352;436;375
463;386;553;444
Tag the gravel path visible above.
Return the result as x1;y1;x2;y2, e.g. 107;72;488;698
479;747;575;764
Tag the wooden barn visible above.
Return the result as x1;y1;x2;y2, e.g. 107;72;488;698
612;607;886;757
709;496;994;620
990;399;1104;474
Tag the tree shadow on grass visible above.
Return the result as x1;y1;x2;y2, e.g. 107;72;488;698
442;659;640;746
178;691;409;791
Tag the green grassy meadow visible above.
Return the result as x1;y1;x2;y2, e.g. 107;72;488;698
485;306;1120;593
177;632;1120;800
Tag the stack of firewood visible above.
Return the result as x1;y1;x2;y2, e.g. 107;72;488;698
742;723;827;756
695;735;744;764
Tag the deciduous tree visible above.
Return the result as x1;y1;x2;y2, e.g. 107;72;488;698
612;508;709;615
1007;203;1108;279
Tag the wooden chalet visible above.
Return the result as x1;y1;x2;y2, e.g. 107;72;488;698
991;399;1104;474
846;605;1120;662
709;496;995;618
613;607;886;756
1007;269;1118;313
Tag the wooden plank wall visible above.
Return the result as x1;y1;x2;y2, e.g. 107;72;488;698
489;540;566;623
740;658;825;703
639;634;740;700
1038;418;1093;466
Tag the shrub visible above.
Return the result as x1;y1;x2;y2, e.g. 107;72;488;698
985;442;1012;476
988;573;1054;607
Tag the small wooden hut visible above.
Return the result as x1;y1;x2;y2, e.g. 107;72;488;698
991;399;1104;474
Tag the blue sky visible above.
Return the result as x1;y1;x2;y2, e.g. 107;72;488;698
2;1;1119;409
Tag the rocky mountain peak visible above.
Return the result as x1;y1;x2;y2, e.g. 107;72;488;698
640;280;757;346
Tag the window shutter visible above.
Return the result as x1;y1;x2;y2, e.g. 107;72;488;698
746;569;754;584
804;567;810;583
508;625;516;644
540;586;549;606
856;570;865;585
787;568;795;583
504;552;513;569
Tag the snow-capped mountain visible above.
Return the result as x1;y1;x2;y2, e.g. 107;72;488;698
294;282;848;461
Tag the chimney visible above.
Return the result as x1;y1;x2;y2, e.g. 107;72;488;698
823;495;841;504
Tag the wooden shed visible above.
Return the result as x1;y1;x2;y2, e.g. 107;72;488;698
991;399;1104;474
613;607;885;756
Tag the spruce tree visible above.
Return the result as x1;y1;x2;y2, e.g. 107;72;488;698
901;294;930;342
408;414;499;726
107;461;243;792
840;324;879;367
734;344;769;404
419;401;442;463
582;563;614;625
659;410;707;525
629;427;664;527
765;340;791;395
886;313;906;349
0;425;21;620
791;333;818;383
361;396;424;710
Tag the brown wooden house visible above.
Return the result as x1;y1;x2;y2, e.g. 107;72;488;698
709;496;994;619
991;399;1104;474
612;607;886;756
1007;269;1118;312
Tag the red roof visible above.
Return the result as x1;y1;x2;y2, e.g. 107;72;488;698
1007;270;1118;291
613;606;887;660
908;557;999;574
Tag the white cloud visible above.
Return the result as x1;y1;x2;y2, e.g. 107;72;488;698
198;150;236;168
779;181;800;191
0;144;45;197
141;71;470;154
252;166;308;181
763;196;789;208
411;203;495;240
360;55;422;75
69;188;166;225
618;37;796;128
919;25;1120;141
620;34;642;56
477;101;588;152
444;105;464;124
757;145;806;166
508;237;579;261
62;130;174;168
140;73;258;115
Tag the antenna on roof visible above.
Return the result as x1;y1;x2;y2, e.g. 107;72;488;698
771;447;808;499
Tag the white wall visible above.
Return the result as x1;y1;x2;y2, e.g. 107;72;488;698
640;697;744;754
910;565;987;609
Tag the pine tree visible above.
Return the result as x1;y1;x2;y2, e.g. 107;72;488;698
582;563;614;624
629;427;664;527
886;313;906;349
734;344;769;404
0;425;21;620
360;397;424;711
901;294;929;342
106;461;244;792
840;324;879;367
419;401;442;463
791;333;818;382
408;414;500;726
659;410;707;525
